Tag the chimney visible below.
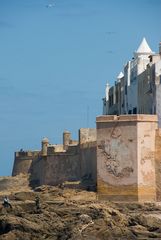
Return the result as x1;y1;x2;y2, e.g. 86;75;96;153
159;42;161;55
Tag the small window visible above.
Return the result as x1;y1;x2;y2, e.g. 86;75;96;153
125;85;127;95
128;110;132;114
133;108;137;114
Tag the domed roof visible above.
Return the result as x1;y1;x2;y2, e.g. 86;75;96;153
63;130;70;133
42;137;49;143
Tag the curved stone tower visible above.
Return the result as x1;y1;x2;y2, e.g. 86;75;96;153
41;137;49;156
12;151;39;176
63;130;71;150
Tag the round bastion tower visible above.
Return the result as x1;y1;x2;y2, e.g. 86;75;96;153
63;130;71;150
41;137;49;156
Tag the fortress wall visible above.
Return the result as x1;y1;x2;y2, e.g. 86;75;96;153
41;154;80;186
79;128;97;184
137;119;158;202
47;145;64;154
12;151;40;176
97;115;138;201
97;115;158;202
155;129;161;201
28;157;45;187
79;128;96;144
156;84;161;127
80;142;97;185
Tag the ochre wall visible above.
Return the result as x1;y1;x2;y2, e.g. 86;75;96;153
97;115;158;202
97;115;138;201
29;156;45;187
12;151;40;176
80;142;97;184
137;120;158;201
155;129;161;201
12;128;97;188
42;154;80;185
28;153;80;186
79;128;97;185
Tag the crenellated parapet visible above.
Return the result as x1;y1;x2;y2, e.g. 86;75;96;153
12;150;40;176
15;150;40;158
12;129;97;189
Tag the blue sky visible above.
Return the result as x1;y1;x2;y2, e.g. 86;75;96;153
0;0;161;176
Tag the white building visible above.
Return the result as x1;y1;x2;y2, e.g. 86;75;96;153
103;38;161;126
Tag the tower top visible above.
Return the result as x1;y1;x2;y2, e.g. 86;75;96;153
106;81;110;87
105;82;110;101
117;71;124;80
42;137;49;143
135;37;153;55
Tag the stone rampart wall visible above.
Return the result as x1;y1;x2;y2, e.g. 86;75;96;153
29;152;81;187
12;151;40;176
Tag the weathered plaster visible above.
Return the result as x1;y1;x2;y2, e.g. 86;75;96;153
97;115;158;202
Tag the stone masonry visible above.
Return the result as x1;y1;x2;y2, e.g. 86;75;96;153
12;128;97;189
12;114;161;202
96;115;158;202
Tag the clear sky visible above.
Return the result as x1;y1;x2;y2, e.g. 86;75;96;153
0;0;161;176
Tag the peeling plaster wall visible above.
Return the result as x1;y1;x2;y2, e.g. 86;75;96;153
155;129;161;201
97;115;158;202
137;121;157;201
97;116;138;201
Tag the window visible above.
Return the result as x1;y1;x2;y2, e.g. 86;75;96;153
128;110;132;114
133;108;137;114
125;85;127;95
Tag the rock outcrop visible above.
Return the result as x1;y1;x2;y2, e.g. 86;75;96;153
1;184;161;239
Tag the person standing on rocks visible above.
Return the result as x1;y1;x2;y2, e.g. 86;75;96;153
35;195;40;211
2;196;12;209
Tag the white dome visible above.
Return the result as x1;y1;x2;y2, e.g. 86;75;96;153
42;137;49;143
135;38;153;54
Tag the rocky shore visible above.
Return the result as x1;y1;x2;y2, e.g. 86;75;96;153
1;176;161;239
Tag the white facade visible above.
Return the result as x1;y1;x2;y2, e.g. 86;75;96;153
126;38;154;114
155;59;161;126
103;39;161;126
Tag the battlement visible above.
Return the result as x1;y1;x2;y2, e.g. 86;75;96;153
15;150;40;158
12;128;97;188
47;145;65;154
47;141;79;155
79;128;96;145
